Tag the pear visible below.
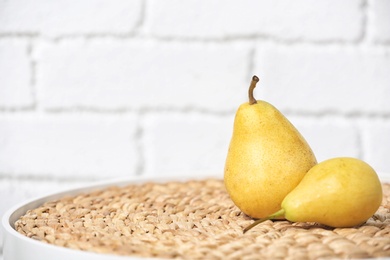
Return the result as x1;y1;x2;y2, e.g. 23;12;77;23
244;157;383;233
224;75;317;219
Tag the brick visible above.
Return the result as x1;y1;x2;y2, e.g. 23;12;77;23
0;114;138;178
35;40;250;112
0;39;33;108
288;116;360;164
142;112;234;176
360;119;390;179
371;0;390;42
0;0;142;36
146;0;363;41
254;45;390;114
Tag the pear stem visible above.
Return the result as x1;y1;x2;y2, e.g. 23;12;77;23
248;75;260;105
243;209;285;234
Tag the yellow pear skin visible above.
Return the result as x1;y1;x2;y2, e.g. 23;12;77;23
224;76;317;219
282;157;383;227
244;157;383;233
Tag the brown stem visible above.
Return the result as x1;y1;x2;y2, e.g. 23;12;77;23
243;209;285;234
248;75;259;105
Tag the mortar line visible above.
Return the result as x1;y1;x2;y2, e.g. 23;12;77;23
360;0;370;46
133;112;145;176
27;38;38;112
34;32;388;46
3;105;390;119
133;0;147;35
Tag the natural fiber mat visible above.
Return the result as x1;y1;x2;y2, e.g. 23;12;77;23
15;179;390;259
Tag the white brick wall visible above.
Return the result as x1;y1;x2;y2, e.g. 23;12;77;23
146;0;363;41
370;0;390;42
143;112;234;177
0;0;142;36
0;114;139;178
360;118;390;174
255;45;390;113
0;39;32;108
1;0;389;256
35;40;250;111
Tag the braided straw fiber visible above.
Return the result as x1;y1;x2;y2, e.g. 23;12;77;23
15;179;390;259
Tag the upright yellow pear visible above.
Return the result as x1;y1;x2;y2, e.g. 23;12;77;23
224;76;317;219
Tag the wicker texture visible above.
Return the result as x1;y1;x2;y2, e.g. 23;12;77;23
15;179;390;259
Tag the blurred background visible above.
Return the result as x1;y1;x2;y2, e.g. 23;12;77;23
0;0;389;256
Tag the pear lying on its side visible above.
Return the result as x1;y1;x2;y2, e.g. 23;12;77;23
244;157;383;233
224;76;317;219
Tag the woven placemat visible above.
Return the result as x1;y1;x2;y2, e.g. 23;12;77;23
15;179;390;259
